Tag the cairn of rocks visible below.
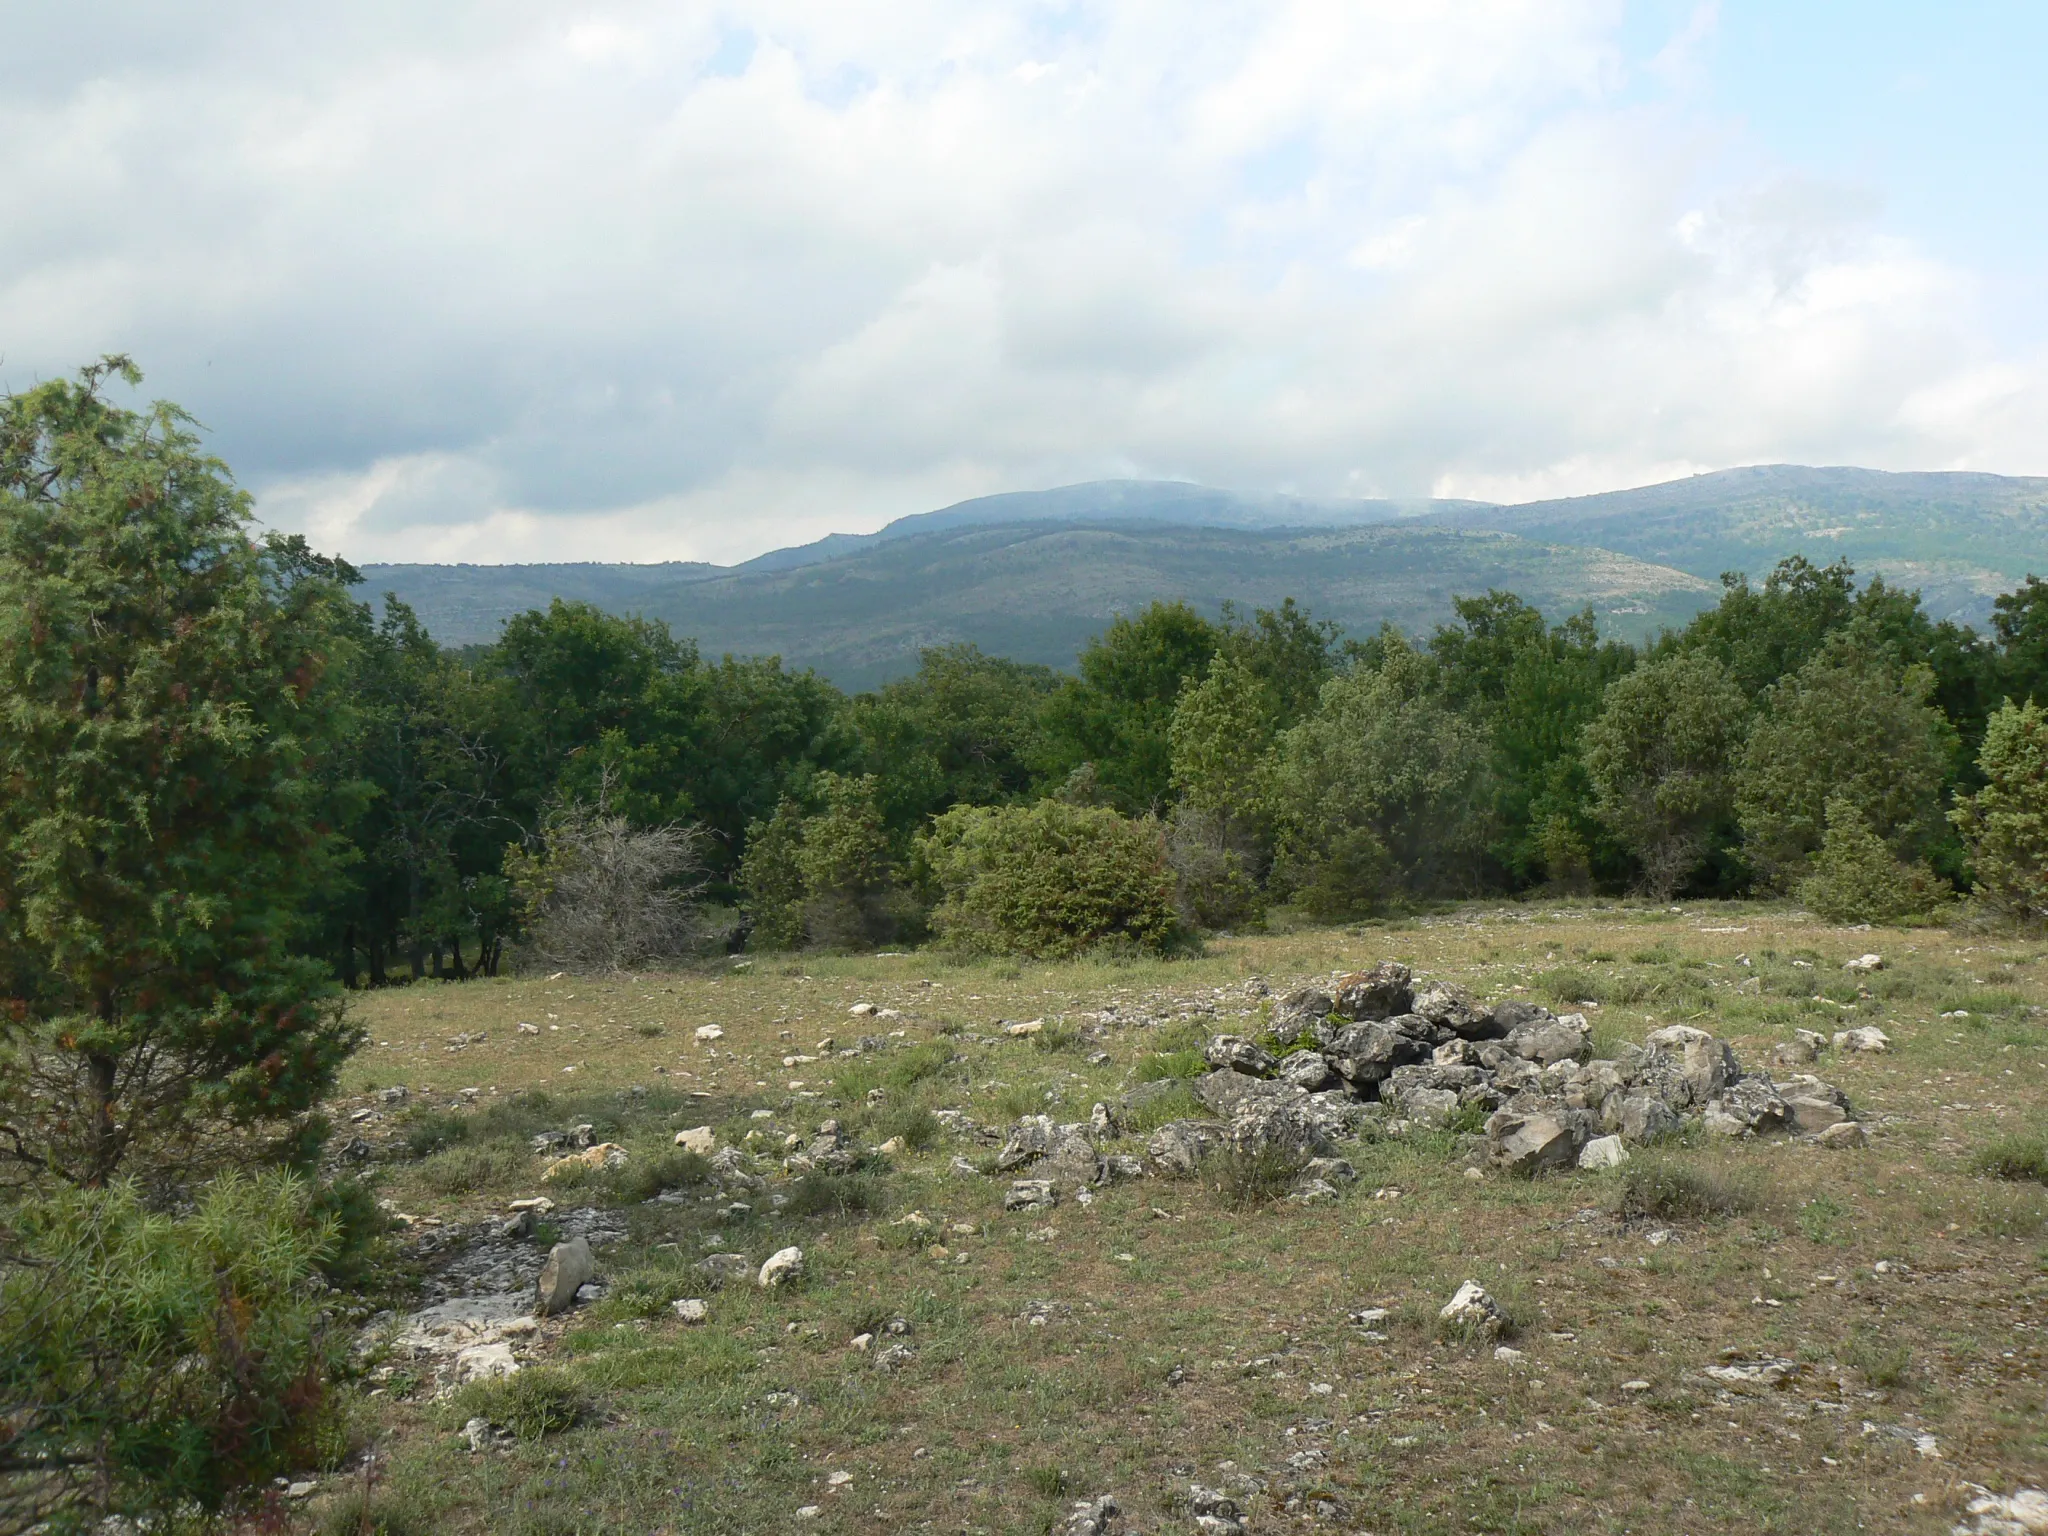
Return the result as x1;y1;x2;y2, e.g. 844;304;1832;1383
992;962;1862;1199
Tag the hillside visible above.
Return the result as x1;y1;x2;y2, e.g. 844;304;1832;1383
1427;464;2048;623
366;521;1714;689
358;465;2048;683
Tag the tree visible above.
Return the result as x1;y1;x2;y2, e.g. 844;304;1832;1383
0;359;361;1188
919;801;1181;958
1041;601;1221;810
1166;655;1278;929
505;788;711;974
1431;594;1636;886
1797;796;1950;924
1673;556;1860;700
0;1171;348;1530
1734;638;1954;889
1264;637;1492;916
1581;651;1749;899
1992;575;2048;709
1951;700;2048;930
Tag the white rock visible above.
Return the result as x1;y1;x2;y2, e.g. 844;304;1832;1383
848;1002;878;1016
1843;953;1884;973
694;1024;724;1042
671;1298;708;1324
285;1481;318;1499
535;1237;597;1315
674;1126;717;1155
517;1021;540;1034
1439;1281;1506;1335
796;1506;822;1519
876;1136;906;1155
453;1341;520;1383
1833;1027;1891;1053
1818;1120;1867;1149
759;1246;805;1288
1493;1346;1526;1364
1955;1486;2048;1535
1004;1019;1044;1037
828;1470;854;1486
1620;1379;1652;1393
1578;1135;1630;1170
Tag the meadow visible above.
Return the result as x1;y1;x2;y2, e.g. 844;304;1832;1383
322;902;2048;1536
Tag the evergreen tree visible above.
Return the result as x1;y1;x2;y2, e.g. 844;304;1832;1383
0;359;361;1186
1952;700;2048;930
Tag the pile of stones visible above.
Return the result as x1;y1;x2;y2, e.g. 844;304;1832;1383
993;962;1864;1202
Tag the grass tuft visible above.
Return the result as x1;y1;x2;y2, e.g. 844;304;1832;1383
1209;1144;1308;1210
1608;1156;1755;1222
452;1366;594;1439
1972;1133;2048;1186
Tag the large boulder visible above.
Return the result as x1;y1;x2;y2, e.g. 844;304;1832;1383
1411;981;1497;1039
1228;1092;1338;1157
1269;986;1335;1044
1505;1012;1592;1066
1203;1035;1276;1075
1609;1093;1681;1143
1277;1049;1337;1092
1322;1019;1426;1089
1489;998;1556;1034
1484;1107;1589;1175
535;1237;596;1316
1333;962;1413;1021
1631;1025;1738;1109
997;1115;1056;1171
1147;1120;1227;1176
1704;1078;1788;1136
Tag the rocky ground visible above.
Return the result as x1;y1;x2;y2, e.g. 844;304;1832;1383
301;905;2048;1535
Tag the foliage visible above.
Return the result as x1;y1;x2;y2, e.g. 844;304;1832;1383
505;785;711;973
738;774;915;951
0;358;362;1188
919;800;1183;958
1735;636;1955;888
1607;1157;1755;1221
1581;651;1749;898
451;1366;593;1440
1970;1132;2048;1186
1265;636;1492;916
0;1171;347;1531
1797;796;1951;923
1040;601;1222;811
1208;1143;1309;1210
1951;700;2048;930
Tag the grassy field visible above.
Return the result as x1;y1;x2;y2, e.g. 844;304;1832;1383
314;902;2048;1536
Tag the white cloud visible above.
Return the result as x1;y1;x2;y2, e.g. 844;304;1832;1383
0;0;2040;564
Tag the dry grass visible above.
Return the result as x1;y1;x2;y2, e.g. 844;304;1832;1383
317;902;2048;1535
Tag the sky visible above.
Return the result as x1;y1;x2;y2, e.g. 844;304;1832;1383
3;2;2044;566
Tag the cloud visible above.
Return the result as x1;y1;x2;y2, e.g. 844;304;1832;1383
1;0;2040;564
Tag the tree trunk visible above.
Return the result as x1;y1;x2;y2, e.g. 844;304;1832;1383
447;933;468;981
338;925;359;989
86;990;119;1185
368;935;387;988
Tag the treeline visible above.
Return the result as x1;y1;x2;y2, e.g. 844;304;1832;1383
318;550;2048;972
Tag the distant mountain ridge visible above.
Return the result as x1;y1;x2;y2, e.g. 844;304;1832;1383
359;465;2048;686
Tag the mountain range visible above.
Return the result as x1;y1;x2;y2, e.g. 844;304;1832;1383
361;465;2048;690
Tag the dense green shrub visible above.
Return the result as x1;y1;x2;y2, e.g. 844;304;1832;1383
1797;796;1951;923
451;1366;593;1439
739;774;920;951
1265;638;1492;916
1971;1133;2048;1186
919;800;1183;958
0;1172;348;1531
1581;651;1748;898
1952;700;2048;930
1735;639;1954;889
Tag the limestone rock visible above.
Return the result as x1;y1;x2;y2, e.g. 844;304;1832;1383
1834;1026;1891;1054
1817;1120;1866;1149
1439;1280;1506;1335
1277;1049;1337;1091
1269;987;1334;1043
1506;1013;1593;1066
1411;981;1496;1039
672;1298;708;1323
1054;1494;1123;1536
1843;953;1884;973
1004;1179;1059;1211
1487;1108;1587;1174
1204;1035;1276;1075
1147;1120;1226;1176
674;1126;717;1155
697;1252;753;1288
758;1246;805;1287
1578;1134;1629;1170
453;1341;520;1383
1323;1019;1425;1088
1611;1093;1681;1143
1332;962;1413;1021
535;1237;596;1316
997;1116;1055;1171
